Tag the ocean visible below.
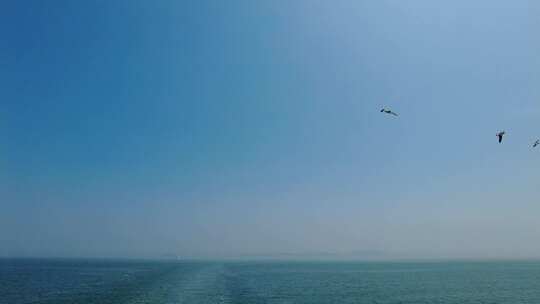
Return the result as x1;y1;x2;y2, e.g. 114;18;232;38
2;259;540;303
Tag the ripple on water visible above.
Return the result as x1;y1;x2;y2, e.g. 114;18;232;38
3;260;540;304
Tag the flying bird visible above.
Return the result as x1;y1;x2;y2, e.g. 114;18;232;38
533;140;539;148
496;131;505;143
380;108;398;116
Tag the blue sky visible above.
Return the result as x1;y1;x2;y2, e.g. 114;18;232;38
2;0;540;258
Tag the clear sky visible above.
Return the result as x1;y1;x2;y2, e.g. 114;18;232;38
2;0;540;259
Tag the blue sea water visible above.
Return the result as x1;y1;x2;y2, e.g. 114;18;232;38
2;259;540;303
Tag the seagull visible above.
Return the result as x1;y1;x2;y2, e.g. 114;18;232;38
533;140;539;148
380;108;398;116
496;131;505;143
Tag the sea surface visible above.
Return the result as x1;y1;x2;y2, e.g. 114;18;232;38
2;259;540;303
